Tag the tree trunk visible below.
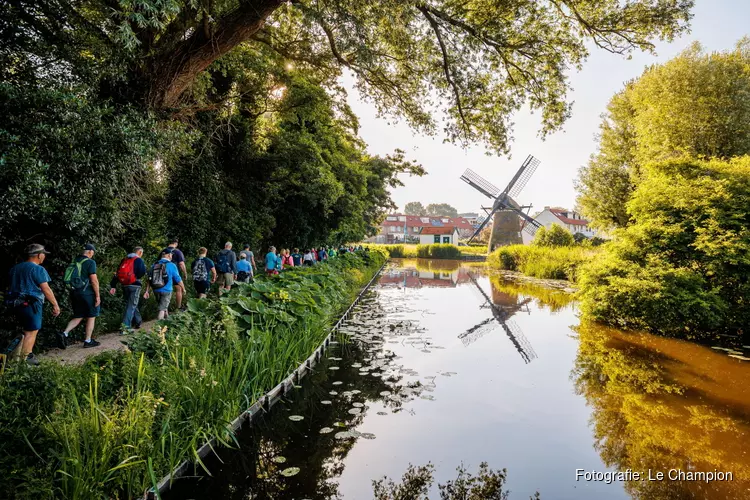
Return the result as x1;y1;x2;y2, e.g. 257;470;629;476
147;0;285;109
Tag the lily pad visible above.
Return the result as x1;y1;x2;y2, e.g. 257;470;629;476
379;391;391;396
272;456;287;464
350;390;361;394
332;381;343;386
329;366;340;370
329;391;338;395
334;421;347;427
288;415;304;421
321;400;332;405
360;432;376;440
280;467;300;477
377;411;388;416
348;408;362;415
319;427;334;434
335;431;354;440
352;402;364;408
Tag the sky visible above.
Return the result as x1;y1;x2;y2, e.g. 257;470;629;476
342;0;750;215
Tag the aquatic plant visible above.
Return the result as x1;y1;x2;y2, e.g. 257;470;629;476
487;245;598;282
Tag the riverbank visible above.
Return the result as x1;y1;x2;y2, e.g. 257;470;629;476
363;243;486;259
487;244;599;282
0;250;385;500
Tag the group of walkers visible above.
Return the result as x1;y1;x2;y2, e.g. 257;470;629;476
5;240;365;365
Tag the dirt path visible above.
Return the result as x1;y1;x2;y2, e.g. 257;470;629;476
39;319;159;365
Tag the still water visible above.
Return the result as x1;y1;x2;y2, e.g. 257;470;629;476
167;259;750;499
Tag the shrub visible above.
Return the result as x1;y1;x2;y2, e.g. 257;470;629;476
579;157;750;336
488;245;597;282
415;244;462;259
532;224;575;247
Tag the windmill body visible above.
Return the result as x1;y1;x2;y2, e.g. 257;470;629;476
460;155;542;252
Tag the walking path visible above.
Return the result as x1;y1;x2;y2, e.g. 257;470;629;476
39;319;159;365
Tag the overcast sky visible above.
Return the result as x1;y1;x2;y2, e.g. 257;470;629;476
342;0;750;215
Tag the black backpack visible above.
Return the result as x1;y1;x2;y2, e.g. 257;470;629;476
193;258;208;282
149;262;169;289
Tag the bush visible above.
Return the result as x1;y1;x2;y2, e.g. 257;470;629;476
488;245;597;281
532;224;575;247
579;157;750;336
415;244;462;259
362;244;418;258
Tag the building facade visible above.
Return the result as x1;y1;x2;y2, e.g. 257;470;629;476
368;214;475;243
418;226;460;245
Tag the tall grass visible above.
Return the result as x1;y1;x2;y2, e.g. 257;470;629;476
364;243;481;259
0;250;385;499
415;244;462;259
487;245;599;282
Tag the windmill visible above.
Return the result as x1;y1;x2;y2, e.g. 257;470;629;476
459;272;537;363
460;155;541;251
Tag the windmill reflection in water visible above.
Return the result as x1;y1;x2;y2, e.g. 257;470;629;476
459;272;537;364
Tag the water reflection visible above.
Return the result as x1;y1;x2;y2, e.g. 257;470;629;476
459;272;537;363
378;259;471;288
574;321;750;499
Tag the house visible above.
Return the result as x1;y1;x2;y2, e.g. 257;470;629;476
521;207;603;244
367;214;475;243
419;226;460;245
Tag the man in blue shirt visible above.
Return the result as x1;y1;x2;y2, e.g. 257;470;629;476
191;247;216;298
108;246;147;333
144;248;183;320
291;248;302;267
265;246;279;275
236;254;252;283
7;244;61;365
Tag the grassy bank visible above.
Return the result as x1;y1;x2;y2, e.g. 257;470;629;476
363;243;485;259
0;250;385;499
487;245;599;282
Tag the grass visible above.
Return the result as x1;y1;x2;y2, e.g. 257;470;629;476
363;243;486;259
0;250;385;499
487;244;600;282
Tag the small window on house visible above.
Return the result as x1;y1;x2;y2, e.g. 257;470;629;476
421;217;430;224
387;216;397;221
398;216;406;222
442;236;450;244
434;235;441;243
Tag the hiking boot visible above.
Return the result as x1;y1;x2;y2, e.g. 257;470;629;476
64;335;75;346
55;331;67;350
26;353;39;366
83;339;101;348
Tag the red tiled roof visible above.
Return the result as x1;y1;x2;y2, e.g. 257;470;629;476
380;214;474;230
420;227;457;235
549;209;589;226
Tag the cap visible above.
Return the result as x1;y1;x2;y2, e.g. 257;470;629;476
161;247;174;255
83;244;96;251
26;244;51;256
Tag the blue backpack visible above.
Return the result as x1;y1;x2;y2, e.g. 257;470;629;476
216;252;230;273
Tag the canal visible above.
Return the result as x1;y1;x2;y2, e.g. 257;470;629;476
166;259;750;499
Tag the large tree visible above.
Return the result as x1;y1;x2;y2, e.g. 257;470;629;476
404;201;427;215
3;0;693;155
426;203;458;217
576;40;750;230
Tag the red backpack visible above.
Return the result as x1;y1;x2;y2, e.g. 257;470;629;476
116;257;138;285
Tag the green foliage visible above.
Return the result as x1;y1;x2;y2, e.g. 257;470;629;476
416;244;462;259
404;202;427;216
532;224;575;248
372;462;522;500
0;251;384;499
363;244;418;259
576;40;750;230
488;245;597;282
425;203;458;218
579;157;750;336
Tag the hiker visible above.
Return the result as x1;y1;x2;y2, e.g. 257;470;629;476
191;247;216;299
240;244;257;277
6;244;61;365
215;242;237;295
265;246;279;275
291;248;302;267
318;246;328;262
61;244;101;348
236;254;252;283
144;248;183;320
327;246;336;259
167;239;187;311
108;246;147;334
303;249;315;266
281;249;294;269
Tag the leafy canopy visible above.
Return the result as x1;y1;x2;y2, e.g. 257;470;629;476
576;40;750;229
3;0;694;154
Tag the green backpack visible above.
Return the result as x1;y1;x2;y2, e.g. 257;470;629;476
64;258;90;291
